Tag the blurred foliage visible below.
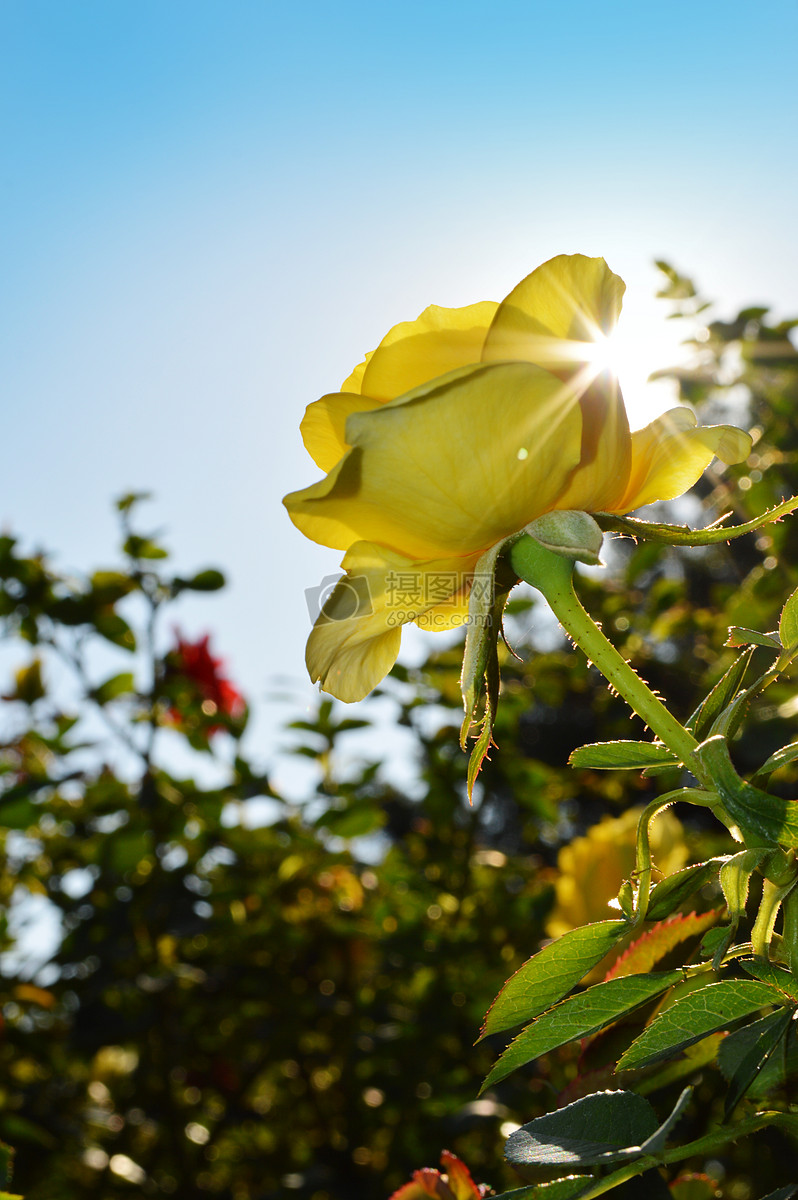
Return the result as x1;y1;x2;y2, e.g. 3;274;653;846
0;266;797;1198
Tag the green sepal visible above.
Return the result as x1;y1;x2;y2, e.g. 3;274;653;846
459;541;515;802
595;493;798;546
524;510;604;566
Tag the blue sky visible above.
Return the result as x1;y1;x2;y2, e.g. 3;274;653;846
3;0;798;794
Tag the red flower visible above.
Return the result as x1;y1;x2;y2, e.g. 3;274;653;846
165;632;245;733
388;1151;492;1200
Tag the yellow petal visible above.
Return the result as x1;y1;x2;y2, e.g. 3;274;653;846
546;807;687;948
548;371;632;513
340;350;374;394
284;362;585;559
413;577;472;631
482;254;625;370
611;408;753;512
358;300;499;402
306;542;478;701
300;392;379;472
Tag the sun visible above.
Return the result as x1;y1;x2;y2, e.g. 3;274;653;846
584;315;686;430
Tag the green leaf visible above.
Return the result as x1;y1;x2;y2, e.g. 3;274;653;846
740;959;798;1000
686;648;754;739
701;926;732;961
780;586;798;650
0;797;39;830
505;1090;657;1168
617;980;786;1070
720;1005;795;1117
479;921;629;1040
569;741;677;770
116;490;152;512
725;627;781;650
481;971;682;1091
173;569;226;592
751;740;798;788
645;859;727;922
108;831;151;874
504;1087;692;1168
123;534;168;560
93;672;135;705
315;801;386;839
90;569;136;603
695;736;798;847
94;608;136;651
490;1180;592;1200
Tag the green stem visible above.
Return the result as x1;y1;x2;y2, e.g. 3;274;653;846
633;789;714;924
751;876;798;959
510;537;701;771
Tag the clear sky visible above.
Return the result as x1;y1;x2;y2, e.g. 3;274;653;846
3;0;798;794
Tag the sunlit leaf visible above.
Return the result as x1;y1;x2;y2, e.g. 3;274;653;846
481;971;682;1091
569;741;677;770
618;980;786;1070
479;921;629;1040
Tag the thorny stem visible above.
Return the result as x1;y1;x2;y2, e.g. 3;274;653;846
510;537;704;774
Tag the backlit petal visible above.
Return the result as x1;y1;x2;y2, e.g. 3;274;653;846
612;408;753;511
340;350;374;394
548;371;632;513
285;362;584;559
482;254;625;370
300;392;379;472
306;542;478;701
359;301;499;401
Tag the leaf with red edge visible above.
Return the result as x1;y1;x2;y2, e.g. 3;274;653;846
389;1170;441;1199
669;1173;718;1200
439;1151;485;1199
388;1151;485;1200
604;911;720;982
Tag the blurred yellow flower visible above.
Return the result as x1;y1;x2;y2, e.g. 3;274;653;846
546;806;688;938
284;255;751;702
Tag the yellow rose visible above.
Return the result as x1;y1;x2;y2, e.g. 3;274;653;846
546;807;689;939
284;255;751;702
